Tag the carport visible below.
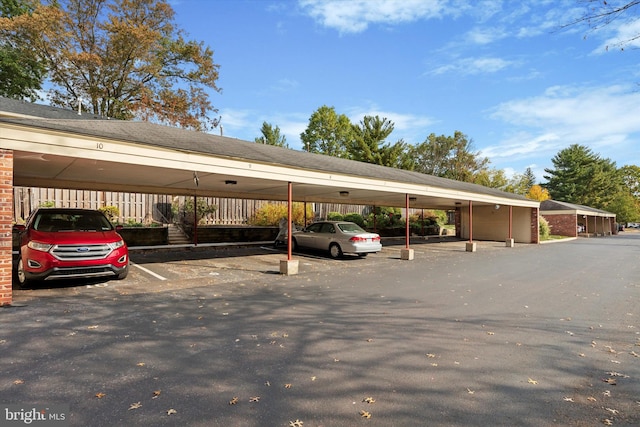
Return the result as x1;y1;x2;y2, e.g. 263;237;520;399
0;98;539;305
540;200;616;237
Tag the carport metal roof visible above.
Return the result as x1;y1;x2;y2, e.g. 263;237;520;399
1;98;538;210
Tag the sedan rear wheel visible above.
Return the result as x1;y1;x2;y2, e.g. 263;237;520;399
329;243;343;259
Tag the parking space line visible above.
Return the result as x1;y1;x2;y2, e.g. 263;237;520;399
131;262;167;281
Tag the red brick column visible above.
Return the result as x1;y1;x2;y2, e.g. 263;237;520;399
531;207;539;244
0;149;13;306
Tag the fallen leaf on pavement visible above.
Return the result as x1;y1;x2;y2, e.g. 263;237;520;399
527;378;538;385
128;402;142;410
360;410;372;419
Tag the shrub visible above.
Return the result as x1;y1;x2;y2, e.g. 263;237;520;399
327;212;343;221
539;216;551;240
99;206;120;222
365;206;402;229
173;198;217;225
248;202;313;226
343;213;365;227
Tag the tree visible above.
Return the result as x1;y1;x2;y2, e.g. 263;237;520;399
255;122;288;147
473;168;508;189
503;167;536;195
410;131;489;182
300;105;353;157
0;0;46;101
543;144;620;208
0;0;221;130
619;165;640;197
562;1;640;50
526;184;551;201
348;115;413;169
613;165;640;222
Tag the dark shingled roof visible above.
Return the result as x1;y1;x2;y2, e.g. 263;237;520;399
0;97;531;203
0;97;106;120
540;200;615;215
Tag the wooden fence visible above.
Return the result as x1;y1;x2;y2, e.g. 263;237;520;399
13;187;373;225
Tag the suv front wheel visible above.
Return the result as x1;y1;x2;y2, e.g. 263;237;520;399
15;256;30;289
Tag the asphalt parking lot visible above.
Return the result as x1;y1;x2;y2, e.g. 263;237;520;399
2;234;639;426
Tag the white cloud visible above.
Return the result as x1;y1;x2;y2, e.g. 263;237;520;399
484;84;640;163
429;56;517;75
592;19;640;52
298;0;451;34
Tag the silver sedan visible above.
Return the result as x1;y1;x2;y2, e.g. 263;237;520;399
291;221;382;258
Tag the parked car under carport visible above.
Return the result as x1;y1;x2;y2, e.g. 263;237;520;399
291;221;382;259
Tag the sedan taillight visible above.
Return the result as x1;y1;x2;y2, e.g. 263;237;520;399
349;235;380;242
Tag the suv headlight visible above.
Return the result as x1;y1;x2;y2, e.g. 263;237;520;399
107;240;126;250
27;241;53;252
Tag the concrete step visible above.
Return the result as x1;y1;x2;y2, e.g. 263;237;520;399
167;224;191;244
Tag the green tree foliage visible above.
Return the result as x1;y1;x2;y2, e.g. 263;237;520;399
0;0;221;130
410;131;490;182
255;121;288;147
619;165;640;198
0;0;46;101
503;168;536;195
613;165;640;223
300;105;353;156
543;144;620;208
348;115;413;169
473;168;508;189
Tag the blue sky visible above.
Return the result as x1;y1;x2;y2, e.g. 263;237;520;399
171;0;640;182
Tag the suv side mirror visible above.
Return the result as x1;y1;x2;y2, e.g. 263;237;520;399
13;224;26;232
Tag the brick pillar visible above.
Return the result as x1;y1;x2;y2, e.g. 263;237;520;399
0;149;13;306
531;207;539;244
455;207;461;238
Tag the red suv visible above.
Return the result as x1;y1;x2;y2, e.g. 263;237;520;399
14;208;129;287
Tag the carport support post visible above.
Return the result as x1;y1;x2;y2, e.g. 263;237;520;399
466;201;477;252
0;149;13;306
506;205;515;247
280;182;298;275
401;193;414;260
193;194;198;246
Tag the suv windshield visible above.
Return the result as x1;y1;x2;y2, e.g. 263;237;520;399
33;212;113;232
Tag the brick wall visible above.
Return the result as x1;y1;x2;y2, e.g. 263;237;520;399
0;150;13;306
543;213;577;237
531;208;539;244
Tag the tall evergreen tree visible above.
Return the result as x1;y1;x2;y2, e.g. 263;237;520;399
349;115;413;169
255;122;288;147
543;144;619;208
